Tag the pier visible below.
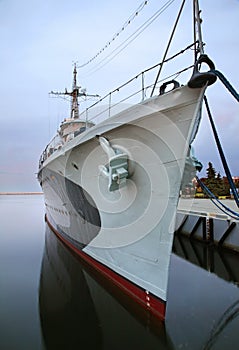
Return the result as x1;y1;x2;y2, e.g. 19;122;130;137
176;198;239;252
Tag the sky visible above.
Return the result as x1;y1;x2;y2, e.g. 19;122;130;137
0;0;238;192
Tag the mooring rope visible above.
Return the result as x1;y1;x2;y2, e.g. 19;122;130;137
204;95;239;208
196;176;239;220
212;69;239;102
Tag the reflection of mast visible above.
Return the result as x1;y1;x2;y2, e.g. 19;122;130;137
50;63;99;120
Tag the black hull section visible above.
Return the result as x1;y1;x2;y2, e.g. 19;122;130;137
39;168;101;246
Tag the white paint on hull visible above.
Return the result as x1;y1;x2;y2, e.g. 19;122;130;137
40;85;205;302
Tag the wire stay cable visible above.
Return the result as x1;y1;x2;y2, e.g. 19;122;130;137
77;0;149;68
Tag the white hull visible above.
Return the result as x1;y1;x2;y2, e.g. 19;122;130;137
39;84;205;318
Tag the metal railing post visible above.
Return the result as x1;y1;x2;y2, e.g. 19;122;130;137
141;72;145;101
108;93;111;118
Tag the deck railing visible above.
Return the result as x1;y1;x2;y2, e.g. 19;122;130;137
39;43;196;168
79;42;196;124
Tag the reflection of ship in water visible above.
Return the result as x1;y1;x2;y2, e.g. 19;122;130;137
39;226;102;349
173;234;239;287
166;249;239;350
39;225;172;350
202;299;239;350
39;225;239;349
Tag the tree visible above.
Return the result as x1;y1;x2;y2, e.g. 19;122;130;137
206;162;216;179
204;162;218;196
203;162;230;197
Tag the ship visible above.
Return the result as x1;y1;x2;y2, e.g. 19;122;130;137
37;0;217;320
39;225;171;348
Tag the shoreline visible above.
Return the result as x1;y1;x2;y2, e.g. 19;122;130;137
0;192;43;195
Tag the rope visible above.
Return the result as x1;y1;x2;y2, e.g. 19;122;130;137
195;71;239;218
211;69;239;102
204;96;239;208
196;176;239;220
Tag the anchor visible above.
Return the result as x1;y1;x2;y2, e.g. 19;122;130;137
98;137;129;192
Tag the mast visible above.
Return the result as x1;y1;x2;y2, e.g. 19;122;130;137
50;64;99;120
193;0;204;60
71;63;80;119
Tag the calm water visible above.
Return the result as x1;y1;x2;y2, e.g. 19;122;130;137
0;195;239;350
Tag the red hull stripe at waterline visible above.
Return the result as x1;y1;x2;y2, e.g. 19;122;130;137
45;215;166;320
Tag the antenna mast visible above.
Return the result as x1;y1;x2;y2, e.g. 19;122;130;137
193;0;204;60
71;63;80;119
49;64;99;120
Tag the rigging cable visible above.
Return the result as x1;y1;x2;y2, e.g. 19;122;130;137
204;95;239;208
196;176;239;220
77;1;150;68
80;0;177;76
211;69;239;102
81;59;194;116
195;71;239;218
151;0;186;96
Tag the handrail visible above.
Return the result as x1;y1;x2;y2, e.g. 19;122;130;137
78;42;197;123
40;43;196;166
79;64;194;124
